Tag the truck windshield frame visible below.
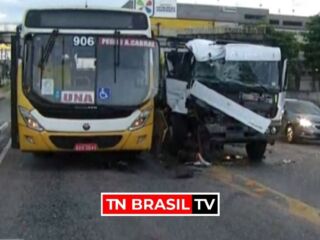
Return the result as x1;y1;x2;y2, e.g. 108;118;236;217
193;60;280;91
24;33;159;108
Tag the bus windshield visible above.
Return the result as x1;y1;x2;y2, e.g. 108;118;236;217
26;34;159;107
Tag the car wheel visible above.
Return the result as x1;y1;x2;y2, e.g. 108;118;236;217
246;141;267;163
286;125;296;143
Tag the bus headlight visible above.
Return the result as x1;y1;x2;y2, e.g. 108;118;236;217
18;106;44;132
129;109;151;131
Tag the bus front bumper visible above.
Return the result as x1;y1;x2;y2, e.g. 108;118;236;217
18;124;153;152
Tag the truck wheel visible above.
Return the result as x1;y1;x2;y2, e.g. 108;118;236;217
198;126;223;162
169;113;188;156
246;141;267;163
203;143;224;163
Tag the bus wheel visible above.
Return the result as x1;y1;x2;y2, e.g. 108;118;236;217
246;141;267;163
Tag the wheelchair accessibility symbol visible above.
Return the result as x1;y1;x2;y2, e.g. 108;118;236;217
98;88;111;100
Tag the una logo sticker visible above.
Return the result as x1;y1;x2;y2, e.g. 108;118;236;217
61;91;95;104
98;88;111;101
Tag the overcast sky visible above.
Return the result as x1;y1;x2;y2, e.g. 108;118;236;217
0;0;318;23
183;0;319;16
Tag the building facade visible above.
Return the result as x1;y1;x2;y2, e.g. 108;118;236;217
123;1;308;38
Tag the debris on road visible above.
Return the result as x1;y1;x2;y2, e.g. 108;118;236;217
115;160;130;172
282;159;295;165
189;153;211;167
174;166;194;179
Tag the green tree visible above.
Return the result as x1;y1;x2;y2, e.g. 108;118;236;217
304;15;320;90
265;26;300;60
264;26;301;90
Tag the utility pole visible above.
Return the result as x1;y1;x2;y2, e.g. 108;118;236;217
85;0;88;8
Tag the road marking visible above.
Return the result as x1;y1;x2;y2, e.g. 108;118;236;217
210;166;320;226
0;139;11;165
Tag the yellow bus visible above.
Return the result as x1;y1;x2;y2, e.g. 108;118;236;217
11;7;160;153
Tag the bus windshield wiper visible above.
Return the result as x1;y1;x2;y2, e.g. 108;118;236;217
38;29;59;70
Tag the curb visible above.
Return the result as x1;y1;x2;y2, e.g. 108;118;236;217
0;122;10;155
0;122;9;135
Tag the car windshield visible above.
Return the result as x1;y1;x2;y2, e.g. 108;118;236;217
286;101;320;115
194;60;279;89
26;34;159;106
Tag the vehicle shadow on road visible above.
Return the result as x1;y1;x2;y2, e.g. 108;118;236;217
23;152;139;170
21;151;168;176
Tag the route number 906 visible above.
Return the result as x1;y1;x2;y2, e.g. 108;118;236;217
73;36;95;47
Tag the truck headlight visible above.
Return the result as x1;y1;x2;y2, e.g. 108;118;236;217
299;118;312;128
129;109;151;131
19;106;44;132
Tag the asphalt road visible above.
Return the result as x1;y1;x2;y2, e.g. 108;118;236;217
0;97;320;240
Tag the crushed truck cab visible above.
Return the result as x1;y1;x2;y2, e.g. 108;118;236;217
164;39;287;162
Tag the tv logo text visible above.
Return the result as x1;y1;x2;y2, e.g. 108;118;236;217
101;193;220;216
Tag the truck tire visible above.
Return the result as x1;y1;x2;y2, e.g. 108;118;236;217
169;113;188;156
246;141;267;163
197;125;223;163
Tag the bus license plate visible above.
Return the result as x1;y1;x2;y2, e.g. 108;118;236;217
74;143;98;151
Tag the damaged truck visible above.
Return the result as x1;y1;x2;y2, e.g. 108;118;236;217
163;39;287;163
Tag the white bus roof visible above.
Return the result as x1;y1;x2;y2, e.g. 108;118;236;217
186;39;281;62
23;6;145;14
